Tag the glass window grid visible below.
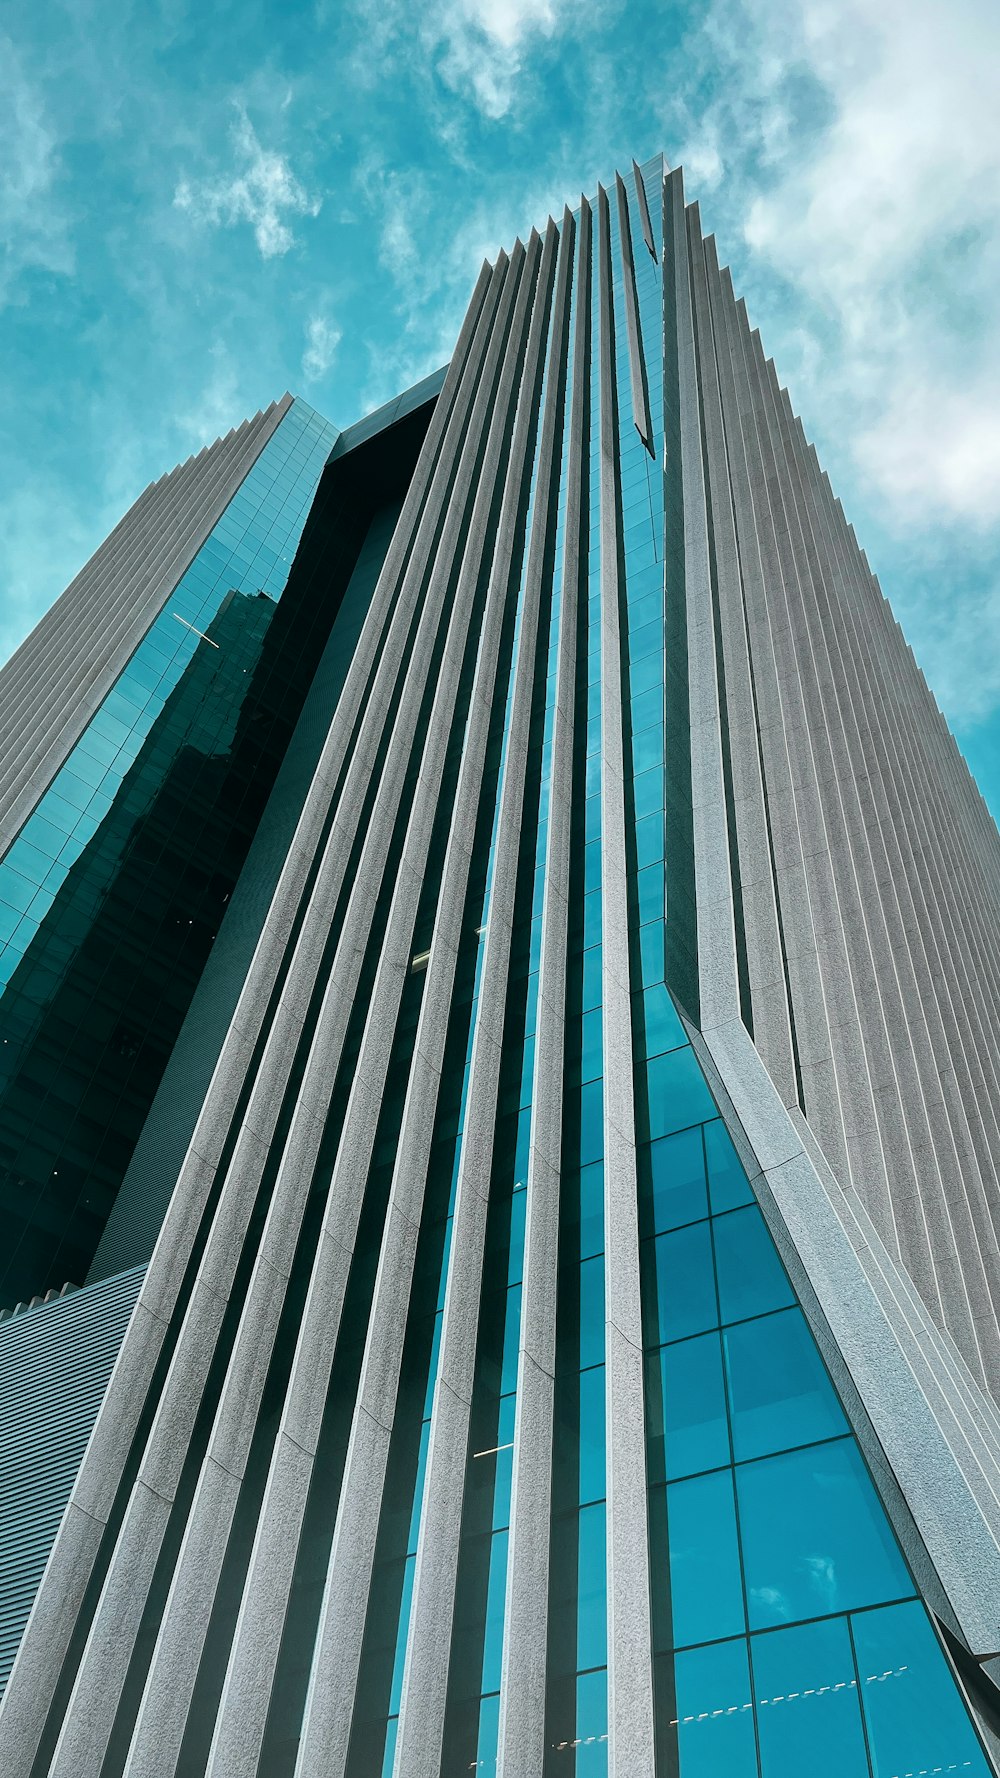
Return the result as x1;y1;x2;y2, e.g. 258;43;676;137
0;401;336;990
637;1047;993;1778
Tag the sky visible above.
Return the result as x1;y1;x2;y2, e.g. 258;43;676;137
3;0;1000;809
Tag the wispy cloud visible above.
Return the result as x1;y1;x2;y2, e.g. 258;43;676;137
663;0;1000;721
174;104;320;259
0;35;74;304
430;0;566;119
302;310;342;382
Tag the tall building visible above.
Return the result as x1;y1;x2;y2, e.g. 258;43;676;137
1;154;1000;1777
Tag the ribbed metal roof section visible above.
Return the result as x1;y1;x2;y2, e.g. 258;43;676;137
0;1266;144;1696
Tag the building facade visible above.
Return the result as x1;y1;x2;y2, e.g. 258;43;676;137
1;154;1000;1777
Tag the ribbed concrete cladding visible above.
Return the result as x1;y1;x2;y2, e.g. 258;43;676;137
1;153;999;1778
0;397;292;866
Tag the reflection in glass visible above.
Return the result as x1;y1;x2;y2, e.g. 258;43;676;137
737;1439;912;1629
663;1469;745;1647
649;1331;729;1482
852;1601;993;1778
752;1616;870;1778
644;1219;717;1346
645;1126;708;1233
673;1638;758;1777
724;1308;847;1461
713;1207;795;1325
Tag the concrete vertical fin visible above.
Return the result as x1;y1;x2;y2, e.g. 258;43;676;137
385;220;562;1778
0;258;501;1778
115;251;541;1778
200;239;543;1778
631;158;657;261
694;231;799;1104
597;181;656;1778
614;172;654;455
41;253;522;1778
497;198;588;1778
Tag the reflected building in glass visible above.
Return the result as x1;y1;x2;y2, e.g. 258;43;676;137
2;157;1000;1778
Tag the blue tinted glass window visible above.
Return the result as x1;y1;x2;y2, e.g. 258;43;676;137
851;1601;992;1778
713;1208;795;1324
645;1047;717;1141
639;984;686;1059
737;1439;912;1629
577;1162;604;1261
579;1365;606;1504
704;1118;755;1211
752;1616;870;1778
644;1220;717;1346
673;1639;758;1778
576;1667;609;1774
652;1331;729;1481
646;1127;708;1232
580;1081;604;1165
579;1256;605;1371
724;1308;847;1462
578;1505;608;1670
480;1531;508;1693
664;1470;745;1646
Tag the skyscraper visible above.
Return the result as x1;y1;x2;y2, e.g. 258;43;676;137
1;152;1000;1776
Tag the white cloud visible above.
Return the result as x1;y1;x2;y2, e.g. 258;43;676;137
174;105;320;259
0;36;74;303
302;310;342;382
703;0;1000;529
667;0;1000;722
176;342;243;448
431;0;565;118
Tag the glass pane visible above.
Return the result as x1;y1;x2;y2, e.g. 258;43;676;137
578;1505;608;1670
752;1616;871;1778
852;1600;993;1778
644;1047;717;1142
673;1638;758;1777
737;1439;913;1629
639;983;686;1059
576;1667;609;1774
579;1365;606;1505
655;1331;729;1481
646;1127;708;1233
714;1208;795;1325
579;1257;605;1371
643;1220;717;1346
704;1118;754;1211
724;1308;847;1461
666;1469;746;1647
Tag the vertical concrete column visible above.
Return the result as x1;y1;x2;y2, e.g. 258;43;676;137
202;236;544;1778
497;198;589;1778
596;182;655;1778
614;174;653;454
118;254;538;1778
387;220;563;1778
0;262;500;1778
43;256;517;1778
692;232;799;1102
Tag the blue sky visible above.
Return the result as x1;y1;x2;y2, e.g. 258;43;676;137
3;0;1000;808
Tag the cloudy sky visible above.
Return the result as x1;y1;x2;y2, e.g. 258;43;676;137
3;0;999;806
